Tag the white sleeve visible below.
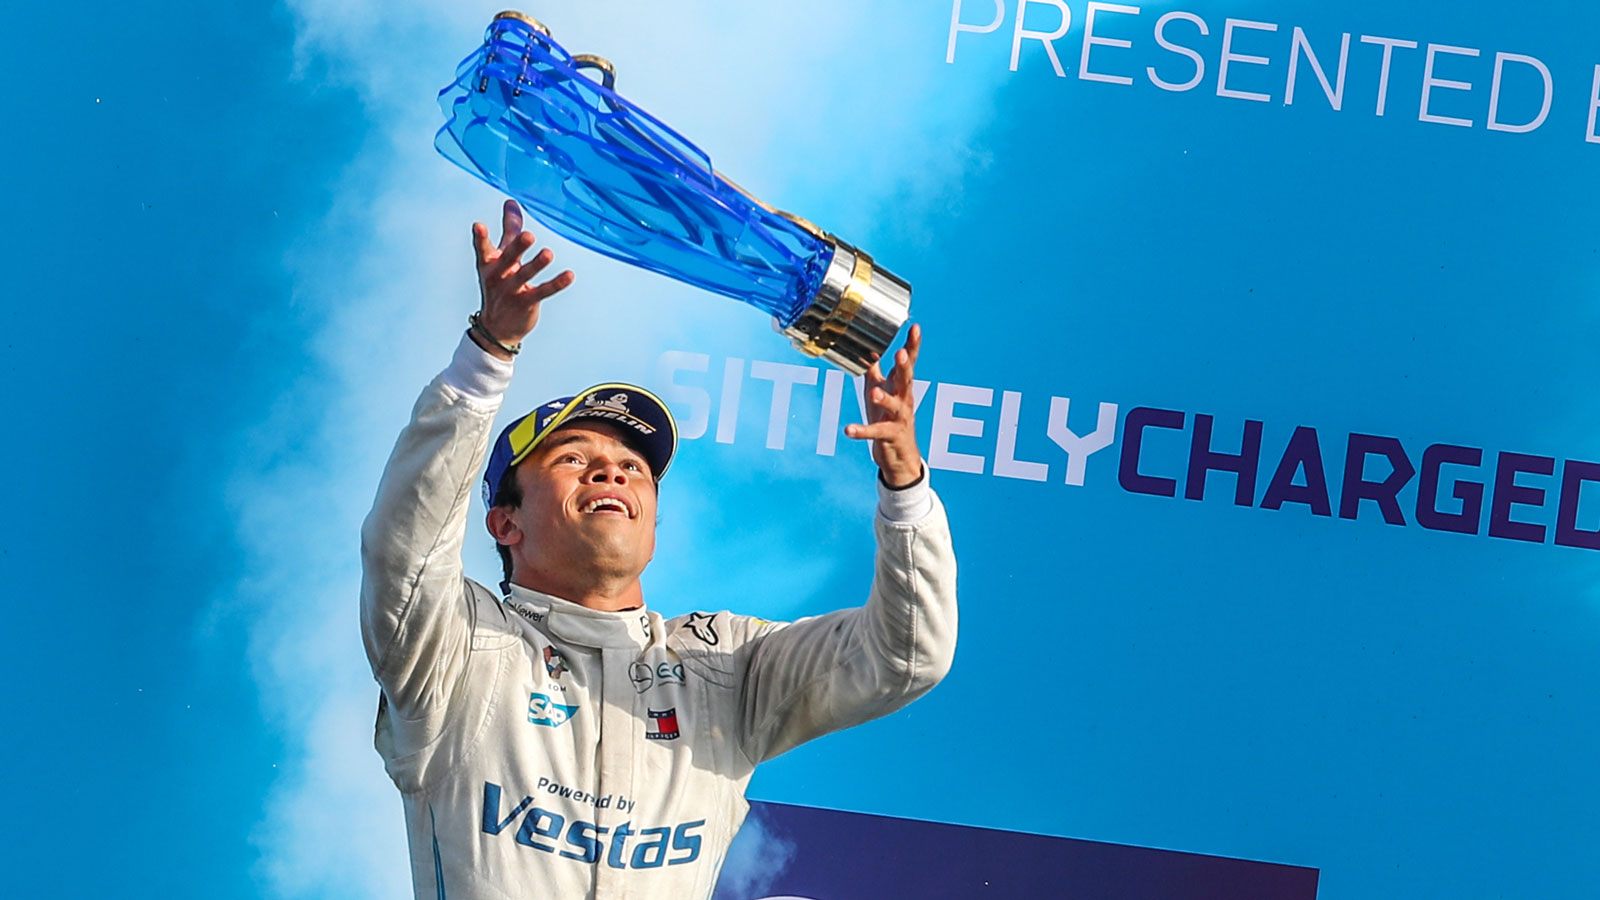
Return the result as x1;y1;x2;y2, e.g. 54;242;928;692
876;464;934;524
359;332;510;716
737;487;958;763
441;331;515;405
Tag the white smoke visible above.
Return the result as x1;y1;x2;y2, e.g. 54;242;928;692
715;805;800;900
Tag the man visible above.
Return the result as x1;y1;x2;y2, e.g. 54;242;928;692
361;200;958;900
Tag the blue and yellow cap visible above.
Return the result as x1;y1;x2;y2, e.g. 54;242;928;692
482;383;678;508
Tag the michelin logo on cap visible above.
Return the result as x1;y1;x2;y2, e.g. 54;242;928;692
585;391;631;413
577;390;656;435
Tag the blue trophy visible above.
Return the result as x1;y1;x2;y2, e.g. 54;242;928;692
435;10;911;375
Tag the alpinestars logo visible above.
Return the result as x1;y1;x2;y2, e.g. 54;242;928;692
684;612;718;646
646;708;680;741
528;693;578;727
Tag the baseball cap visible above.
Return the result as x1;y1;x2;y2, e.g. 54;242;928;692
482;383;678;508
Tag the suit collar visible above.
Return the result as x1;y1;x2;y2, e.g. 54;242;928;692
504;584;653;650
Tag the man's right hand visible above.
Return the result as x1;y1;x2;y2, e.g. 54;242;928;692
470;199;576;360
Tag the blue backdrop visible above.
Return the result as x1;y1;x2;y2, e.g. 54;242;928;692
5;1;1597;898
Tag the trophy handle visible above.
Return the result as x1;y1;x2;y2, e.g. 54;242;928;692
492;9;550;35
572;53;617;90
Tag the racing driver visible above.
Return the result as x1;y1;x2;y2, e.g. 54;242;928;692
360;200;958;900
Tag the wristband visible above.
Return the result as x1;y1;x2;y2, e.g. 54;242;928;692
468;312;522;356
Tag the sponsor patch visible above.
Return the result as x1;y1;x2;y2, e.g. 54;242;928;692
544;645;567;679
684;611;719;646
653;661;685;685
528;693;578;728
630;660;686;693
575;407;656;434
630;661;654;693
585;391;632;414
646;708;680;741
482;782;703;867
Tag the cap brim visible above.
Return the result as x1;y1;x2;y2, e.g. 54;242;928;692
512;383;678;480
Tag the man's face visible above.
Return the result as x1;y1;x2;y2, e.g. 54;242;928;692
501;420;658;588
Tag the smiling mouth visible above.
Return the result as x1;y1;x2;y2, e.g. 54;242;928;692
581;497;633;517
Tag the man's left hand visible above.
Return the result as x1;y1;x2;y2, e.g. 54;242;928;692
845;324;924;488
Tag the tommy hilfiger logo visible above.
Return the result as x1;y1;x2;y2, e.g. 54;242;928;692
646;708;680;741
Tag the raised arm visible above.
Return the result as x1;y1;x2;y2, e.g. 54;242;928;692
738;326;960;762
360;201;572;715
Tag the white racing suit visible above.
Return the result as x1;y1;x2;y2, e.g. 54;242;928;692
361;335;958;900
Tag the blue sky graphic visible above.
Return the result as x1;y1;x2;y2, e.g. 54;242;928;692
7;1;1600;899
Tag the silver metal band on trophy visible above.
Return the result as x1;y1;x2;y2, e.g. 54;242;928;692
782;238;912;376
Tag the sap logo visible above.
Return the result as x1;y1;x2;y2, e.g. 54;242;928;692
482;782;704;868
528;693;577;727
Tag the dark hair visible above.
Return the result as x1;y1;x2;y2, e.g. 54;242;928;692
490;466;523;590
